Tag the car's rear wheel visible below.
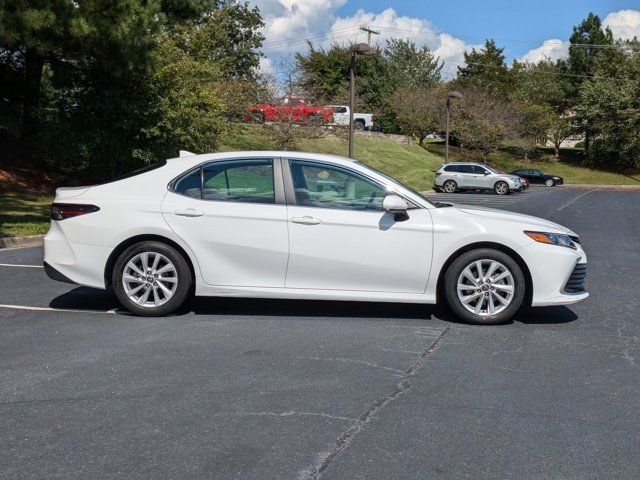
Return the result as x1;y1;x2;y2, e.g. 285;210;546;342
494;181;509;195
444;249;525;325
545;178;555;187
354;119;366;131
443;180;458;193
113;241;192;316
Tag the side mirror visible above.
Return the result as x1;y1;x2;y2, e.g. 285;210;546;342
383;194;408;212
383;194;409;221
483;171;490;175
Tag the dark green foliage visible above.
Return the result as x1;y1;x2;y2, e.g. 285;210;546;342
577;41;640;170
457;39;513;94
0;0;264;180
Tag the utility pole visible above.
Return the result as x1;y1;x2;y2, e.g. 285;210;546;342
359;26;380;45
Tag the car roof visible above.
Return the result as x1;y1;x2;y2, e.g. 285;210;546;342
167;150;358;167
444;162;484;166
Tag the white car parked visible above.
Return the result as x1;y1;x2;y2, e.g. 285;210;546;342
434;162;525;195
44;151;588;324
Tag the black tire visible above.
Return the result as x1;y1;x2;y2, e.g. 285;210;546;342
444;249;526;325
443;180;458;193
354;119;366;131
113;241;192;316
494;181;509;195
545;178;555;187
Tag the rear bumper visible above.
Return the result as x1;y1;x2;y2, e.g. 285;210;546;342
44;262;76;284
44;221;112;289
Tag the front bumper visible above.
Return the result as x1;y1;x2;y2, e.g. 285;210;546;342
517;240;589;307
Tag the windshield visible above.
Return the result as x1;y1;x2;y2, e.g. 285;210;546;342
355;162;433;205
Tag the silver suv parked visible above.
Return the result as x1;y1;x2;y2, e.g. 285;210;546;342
434;163;524;195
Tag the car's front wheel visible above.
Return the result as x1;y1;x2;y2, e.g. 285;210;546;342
444;249;526;325
494;181;509;195
113;241;192;316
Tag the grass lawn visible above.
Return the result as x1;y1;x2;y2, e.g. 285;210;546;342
0;194;52;237
219;125;640;189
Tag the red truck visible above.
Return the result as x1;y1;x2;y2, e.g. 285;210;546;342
245;97;334;124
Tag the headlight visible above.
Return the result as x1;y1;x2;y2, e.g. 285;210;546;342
524;231;577;249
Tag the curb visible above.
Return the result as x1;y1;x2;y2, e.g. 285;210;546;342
0;234;45;249
561;184;640;189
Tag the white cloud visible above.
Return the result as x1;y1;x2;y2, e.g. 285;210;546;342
603;9;640;40
253;2;476;75
520;39;569;63
258;57;276;77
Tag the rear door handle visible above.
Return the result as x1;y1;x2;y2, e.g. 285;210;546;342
291;216;322;225
174;209;204;217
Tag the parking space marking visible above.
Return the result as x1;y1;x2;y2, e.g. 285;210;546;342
0;263;43;268
0;304;117;314
553;187;601;214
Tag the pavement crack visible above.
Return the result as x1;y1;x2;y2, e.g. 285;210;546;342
297;325;451;480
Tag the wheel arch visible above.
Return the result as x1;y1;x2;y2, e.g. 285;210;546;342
435;241;533;307
104;234;196;288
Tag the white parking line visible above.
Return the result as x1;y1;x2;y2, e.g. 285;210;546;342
0;304;117;314
0;263;43;268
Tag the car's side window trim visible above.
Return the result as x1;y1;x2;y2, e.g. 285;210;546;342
282;158;419;210
168;157;286;205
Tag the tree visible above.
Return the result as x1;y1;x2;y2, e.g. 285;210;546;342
512;60;575;157
451;86;521;162
0;0;210;141
189;0;264;79
390;85;447;144
577;41;640;170
565;12;615;152
457;39;512;93
385;39;442;87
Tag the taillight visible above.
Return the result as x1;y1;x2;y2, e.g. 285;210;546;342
51;203;100;221
435;172;442;177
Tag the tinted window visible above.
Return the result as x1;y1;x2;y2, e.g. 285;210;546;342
203;160;274;203
333;106;347;113
173;159;275;204
458;165;474;174
472;166;488;174
444;165;460;172
290;160;387;211
173;167;202;198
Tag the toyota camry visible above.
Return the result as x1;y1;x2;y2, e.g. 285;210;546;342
44;151;588;324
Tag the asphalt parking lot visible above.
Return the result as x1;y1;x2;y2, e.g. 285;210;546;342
1;186;639;480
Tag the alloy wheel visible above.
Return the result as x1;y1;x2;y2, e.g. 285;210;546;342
444;181;457;193
122;252;178;308
495;182;508;195
456;259;515;316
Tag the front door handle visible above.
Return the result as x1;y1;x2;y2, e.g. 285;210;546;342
174;209;204;217
291;216;322;225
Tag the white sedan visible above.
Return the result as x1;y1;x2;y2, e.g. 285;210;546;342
44;151;588;324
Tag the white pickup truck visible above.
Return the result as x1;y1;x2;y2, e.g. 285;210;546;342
328;105;375;130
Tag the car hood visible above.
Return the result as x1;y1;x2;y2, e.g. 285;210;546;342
456;204;576;235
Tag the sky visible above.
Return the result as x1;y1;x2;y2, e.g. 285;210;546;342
249;0;640;79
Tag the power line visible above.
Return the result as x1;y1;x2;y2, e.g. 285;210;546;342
262;24;630;51
370;25;629;50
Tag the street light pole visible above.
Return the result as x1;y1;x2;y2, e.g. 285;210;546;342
445;91;462;164
348;43;378;159
348;51;356;159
